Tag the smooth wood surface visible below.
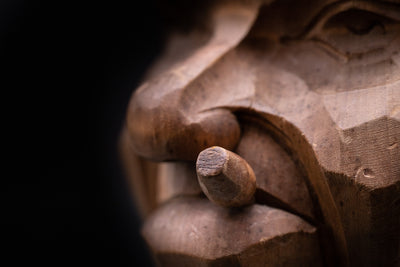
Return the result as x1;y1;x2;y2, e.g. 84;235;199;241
122;0;400;266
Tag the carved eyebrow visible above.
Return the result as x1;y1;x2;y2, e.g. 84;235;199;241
299;0;400;39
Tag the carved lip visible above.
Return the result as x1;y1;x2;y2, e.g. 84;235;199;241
142;196;322;265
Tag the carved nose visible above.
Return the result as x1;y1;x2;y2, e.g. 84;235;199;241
196;146;256;207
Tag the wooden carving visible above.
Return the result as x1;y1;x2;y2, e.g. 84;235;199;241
121;0;400;266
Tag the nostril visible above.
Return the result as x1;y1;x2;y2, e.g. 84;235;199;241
196;146;256;207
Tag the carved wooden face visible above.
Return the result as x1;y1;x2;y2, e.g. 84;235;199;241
124;0;400;266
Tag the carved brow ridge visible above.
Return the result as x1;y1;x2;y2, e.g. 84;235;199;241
293;0;400;40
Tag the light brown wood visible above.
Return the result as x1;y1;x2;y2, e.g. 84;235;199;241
196;146;256;207
122;0;400;266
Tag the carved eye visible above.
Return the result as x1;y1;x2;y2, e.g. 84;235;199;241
324;9;393;35
300;1;400;58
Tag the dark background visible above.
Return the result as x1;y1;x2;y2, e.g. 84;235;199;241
1;0;206;265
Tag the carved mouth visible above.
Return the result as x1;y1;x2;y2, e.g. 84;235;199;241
141;113;325;266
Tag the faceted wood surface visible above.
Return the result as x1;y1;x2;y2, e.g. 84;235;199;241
121;0;400;266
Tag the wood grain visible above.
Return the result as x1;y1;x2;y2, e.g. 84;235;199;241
122;0;400;266
196;146;256;207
